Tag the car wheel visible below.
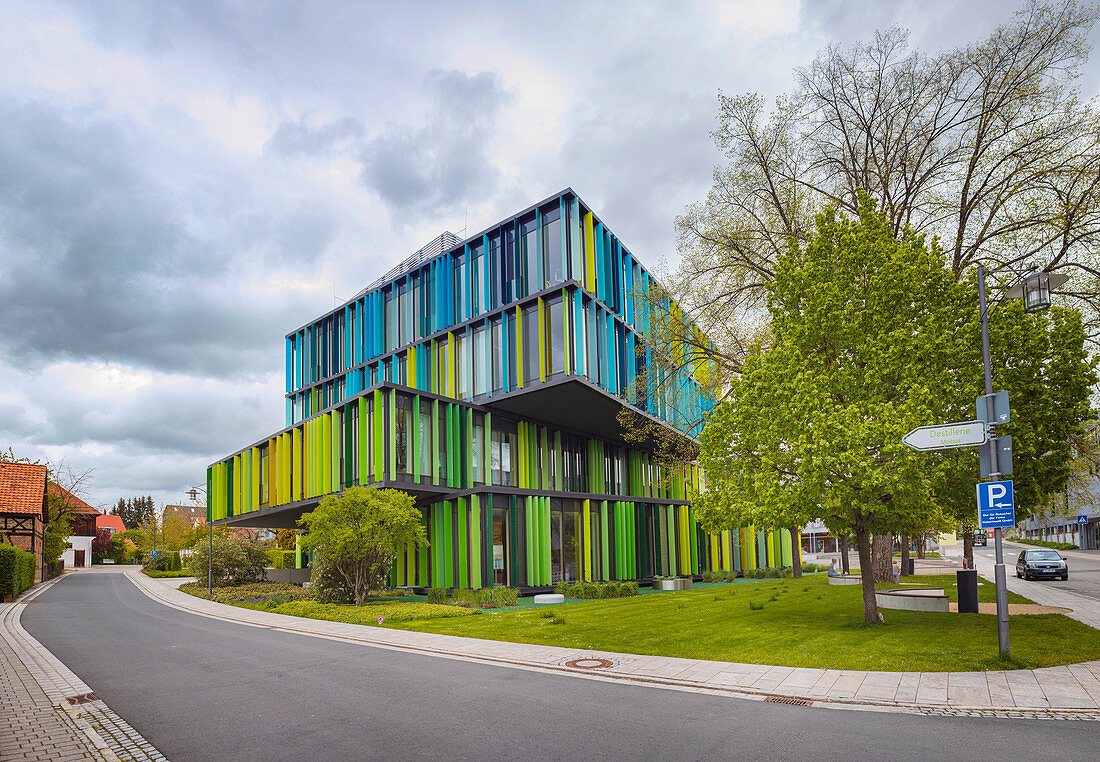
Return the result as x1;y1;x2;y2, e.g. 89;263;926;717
1016;569;1022;578
1061;573;1068;581
1023;572;1031;580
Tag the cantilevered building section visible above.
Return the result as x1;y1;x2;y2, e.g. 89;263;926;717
207;189;798;589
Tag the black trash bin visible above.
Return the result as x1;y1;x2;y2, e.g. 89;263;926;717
907;558;915;576
957;569;979;613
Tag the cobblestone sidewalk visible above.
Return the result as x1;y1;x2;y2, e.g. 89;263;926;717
129;569;1100;721
1;574;167;762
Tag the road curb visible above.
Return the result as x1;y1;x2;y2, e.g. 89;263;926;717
124;570;1100;721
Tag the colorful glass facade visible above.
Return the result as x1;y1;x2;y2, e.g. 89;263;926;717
208;189;796;588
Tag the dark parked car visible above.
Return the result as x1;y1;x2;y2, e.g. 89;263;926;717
973;531;987;547
1015;549;1068;580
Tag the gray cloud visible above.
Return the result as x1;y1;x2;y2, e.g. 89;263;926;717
0;98;321;378
357;69;512;218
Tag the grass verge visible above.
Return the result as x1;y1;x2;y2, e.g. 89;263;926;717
141;569;193;578
389;574;1100;672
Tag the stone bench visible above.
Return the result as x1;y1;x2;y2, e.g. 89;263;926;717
533;593;565;604
827;574;862;586
875;587;949;612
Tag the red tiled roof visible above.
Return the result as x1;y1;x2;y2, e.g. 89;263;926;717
0;462;48;516
96;514;127;533
48;482;99;514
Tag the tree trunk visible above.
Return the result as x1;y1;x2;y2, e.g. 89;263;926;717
790;526;802;578
962;530;973;569
901;535;910;579
871;534;893;583
856;528;879;624
916;532;927;559
841;533;850;574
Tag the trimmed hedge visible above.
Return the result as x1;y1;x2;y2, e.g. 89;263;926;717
1017;539;1078;551
266;550;296;569
0;545;37;600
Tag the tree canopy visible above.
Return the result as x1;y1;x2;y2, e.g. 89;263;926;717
696;193;978;622
298;486;426;606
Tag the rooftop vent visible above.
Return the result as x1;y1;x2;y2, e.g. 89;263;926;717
358;231;463;296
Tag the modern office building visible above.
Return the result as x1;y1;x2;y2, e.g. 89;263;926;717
207;189;798;589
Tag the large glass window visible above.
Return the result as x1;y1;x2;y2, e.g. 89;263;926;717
456;333;469;400
418;398;432;476
523;305;539;385
385;287;397;352
472;413;484;485
490;317;503;393
493;418;518;486
542;204;562;287
473;323;488;397
520;215;538;296
470;242;482;316
544;294;564;378
503;226;516;303
454;250;467;323
395;393;412;480
492;506;509;586
397;279;408;347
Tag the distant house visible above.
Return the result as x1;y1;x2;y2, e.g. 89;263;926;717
96;514;127;535
0;462;48;582
50;483;99;569
163;503;206;528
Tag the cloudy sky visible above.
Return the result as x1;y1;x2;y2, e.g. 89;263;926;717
2;0;1097;511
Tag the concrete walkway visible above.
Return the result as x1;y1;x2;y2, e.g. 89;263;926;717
1;572;167;762
126;569;1100;720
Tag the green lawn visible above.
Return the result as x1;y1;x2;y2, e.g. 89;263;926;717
879;574;1032;604
389;574;1100;672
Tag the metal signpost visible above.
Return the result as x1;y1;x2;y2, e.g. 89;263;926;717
902;421;986;450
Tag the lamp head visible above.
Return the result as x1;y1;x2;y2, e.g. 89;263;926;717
1004;270;1069;313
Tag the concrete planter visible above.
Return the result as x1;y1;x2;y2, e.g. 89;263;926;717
654;578;693;591
875;587;949;612
827;574;862;586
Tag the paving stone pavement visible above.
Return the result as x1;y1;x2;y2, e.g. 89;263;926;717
127;568;1100;721
1;573;168;762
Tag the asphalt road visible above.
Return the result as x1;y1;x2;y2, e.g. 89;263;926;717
21;570;1100;761
975;542;1100;601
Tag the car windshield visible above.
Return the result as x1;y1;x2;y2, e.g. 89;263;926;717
1028;550;1062;561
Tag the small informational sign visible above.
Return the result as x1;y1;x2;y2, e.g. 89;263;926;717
977;480;1015;529
1079;515;1089;525
151;550;158;559
976;391;1010;425
903;421;987;451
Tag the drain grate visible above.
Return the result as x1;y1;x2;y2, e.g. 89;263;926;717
764;695;812;706
565;658;614;670
65;692;98;705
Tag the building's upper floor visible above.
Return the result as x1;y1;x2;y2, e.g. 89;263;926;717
283;189;715;437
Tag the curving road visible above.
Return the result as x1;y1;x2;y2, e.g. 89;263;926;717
21;569;1098;761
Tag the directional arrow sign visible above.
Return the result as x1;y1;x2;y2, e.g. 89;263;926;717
902;420;987;451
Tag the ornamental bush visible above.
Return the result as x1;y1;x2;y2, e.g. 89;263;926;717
554;580;638;600
473;585;518;608
187;534;267;586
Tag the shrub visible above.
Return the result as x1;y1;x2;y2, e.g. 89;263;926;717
426;587;448;605
266;549;296;569
749;601;764;611
474;585;517;609
310;555;354;604
554;580;638;600
187;534;267;586
0;545;37;600
1021;539;1078;551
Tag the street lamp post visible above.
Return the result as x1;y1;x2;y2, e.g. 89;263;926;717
188;486;210;598
977;264;1067;655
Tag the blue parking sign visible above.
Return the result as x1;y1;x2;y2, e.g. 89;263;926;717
976;480;1015;529
151;550;158;559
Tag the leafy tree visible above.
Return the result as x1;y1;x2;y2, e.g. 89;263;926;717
670;1;1100;392
91;529;113;561
158;510;193;551
695;193;973;623
298;486;426;606
187;533;267;586
111;496;154;530
276;528;298;551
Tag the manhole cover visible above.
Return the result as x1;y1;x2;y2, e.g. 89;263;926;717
764;695;811;706
565;658;613;670
65;692;98;705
